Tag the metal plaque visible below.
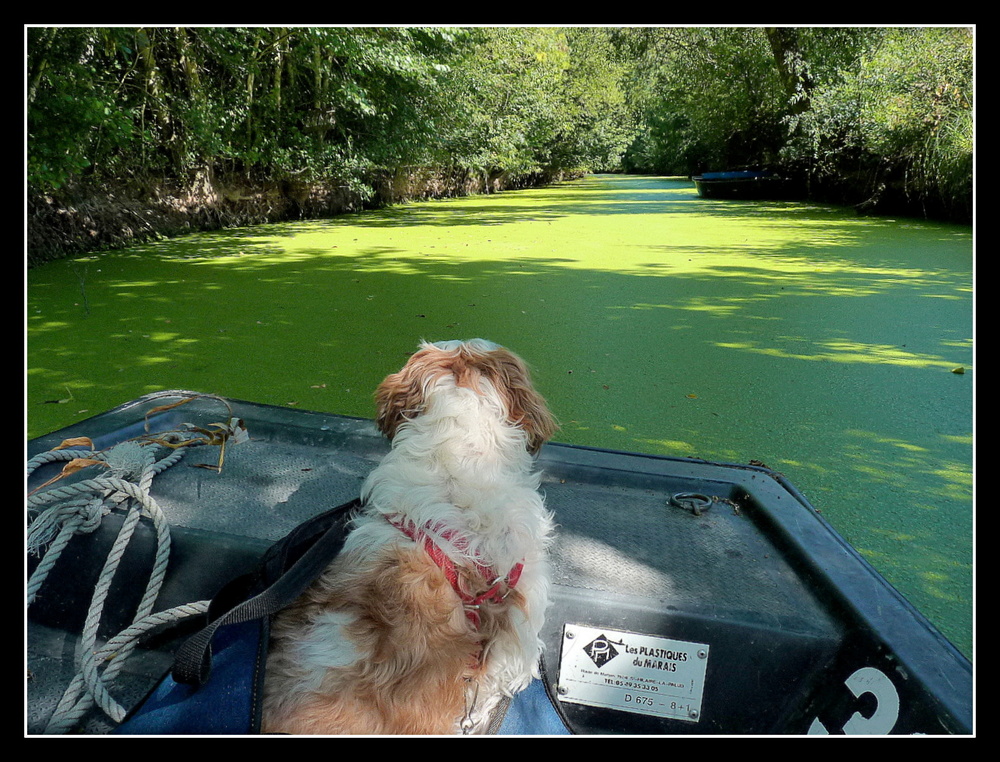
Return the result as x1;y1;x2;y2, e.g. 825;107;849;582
557;624;710;722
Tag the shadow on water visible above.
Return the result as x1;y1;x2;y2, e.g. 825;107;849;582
26;175;973;657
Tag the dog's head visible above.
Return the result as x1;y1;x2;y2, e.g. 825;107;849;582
374;339;557;454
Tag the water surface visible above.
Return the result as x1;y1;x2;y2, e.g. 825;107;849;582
26;175;974;657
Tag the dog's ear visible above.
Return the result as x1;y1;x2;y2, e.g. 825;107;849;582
376;343;557;452
374;349;435;440
482;348;558;454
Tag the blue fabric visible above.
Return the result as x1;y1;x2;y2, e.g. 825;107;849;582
116;621;569;735
498;679;571;735
115;619;262;735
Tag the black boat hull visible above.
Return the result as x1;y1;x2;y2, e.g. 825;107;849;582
693;170;789;200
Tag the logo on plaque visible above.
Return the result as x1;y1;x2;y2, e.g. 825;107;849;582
583;634;621;668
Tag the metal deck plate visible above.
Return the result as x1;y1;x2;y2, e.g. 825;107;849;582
557;624;710;722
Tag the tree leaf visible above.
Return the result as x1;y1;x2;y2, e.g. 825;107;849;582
53;436;95;450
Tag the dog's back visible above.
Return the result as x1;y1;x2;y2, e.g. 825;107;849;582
262;340;555;734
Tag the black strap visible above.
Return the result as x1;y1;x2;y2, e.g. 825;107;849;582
172;498;360;686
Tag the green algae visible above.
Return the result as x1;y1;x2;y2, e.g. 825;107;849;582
26;174;973;657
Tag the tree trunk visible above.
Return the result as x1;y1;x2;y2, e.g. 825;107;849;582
763;27;812;116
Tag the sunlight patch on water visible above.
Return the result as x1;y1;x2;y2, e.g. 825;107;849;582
634;438;699;456
714;338;968;370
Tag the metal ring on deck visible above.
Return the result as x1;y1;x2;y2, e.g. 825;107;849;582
669;492;714;515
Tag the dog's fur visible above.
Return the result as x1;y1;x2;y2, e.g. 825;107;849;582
262;339;557;734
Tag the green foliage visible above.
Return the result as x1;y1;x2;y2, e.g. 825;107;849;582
27;28;138;188
27;26;972;221
27;26;638;196
779;27;973;216
425;28;562;175
621;28;789;174
553;28;637;171
621;26;973;218
422;27;635;176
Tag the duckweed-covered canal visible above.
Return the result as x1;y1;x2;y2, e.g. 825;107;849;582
26;174;973;658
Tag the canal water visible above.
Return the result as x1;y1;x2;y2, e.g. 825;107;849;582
26;174;974;657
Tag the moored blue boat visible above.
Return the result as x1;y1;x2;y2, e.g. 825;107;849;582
693;170;789;200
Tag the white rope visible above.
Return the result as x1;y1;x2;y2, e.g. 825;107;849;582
26;496;105;604
27;440;200;733
27;448;99;477
43;599;211;732
28;397;250;734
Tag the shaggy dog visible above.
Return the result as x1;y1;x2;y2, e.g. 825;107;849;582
262;339;557;734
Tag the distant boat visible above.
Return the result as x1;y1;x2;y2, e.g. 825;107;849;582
692;170;788;200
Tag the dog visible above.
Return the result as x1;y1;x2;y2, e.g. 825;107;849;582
262;339;558;734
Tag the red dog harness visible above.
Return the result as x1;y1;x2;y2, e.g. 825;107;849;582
387;514;523;628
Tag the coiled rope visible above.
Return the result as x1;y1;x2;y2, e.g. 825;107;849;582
27;436;210;733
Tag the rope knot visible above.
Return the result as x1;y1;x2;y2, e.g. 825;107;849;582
27;497;108;557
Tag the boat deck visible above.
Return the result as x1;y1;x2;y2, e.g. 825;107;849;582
27;392;972;734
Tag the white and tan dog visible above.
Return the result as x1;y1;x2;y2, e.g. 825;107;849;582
262;339;557;734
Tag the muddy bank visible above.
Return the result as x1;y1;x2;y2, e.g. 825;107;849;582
27;166;580;267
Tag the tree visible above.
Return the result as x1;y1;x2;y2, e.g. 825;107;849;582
620;26;972;219
621;27;788;175
27;28;137;189
549;27;637;172
782;27;973;216
27;27;463;193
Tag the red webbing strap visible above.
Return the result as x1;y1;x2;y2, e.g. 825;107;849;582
386;514;523;627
